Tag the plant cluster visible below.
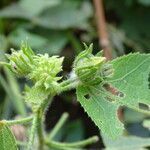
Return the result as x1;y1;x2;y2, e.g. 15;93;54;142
0;43;150;149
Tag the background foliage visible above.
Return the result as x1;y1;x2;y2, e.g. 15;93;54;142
0;0;150;149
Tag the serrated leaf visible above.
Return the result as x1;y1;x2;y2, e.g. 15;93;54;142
0;122;18;150
76;53;150;139
108;53;150;110
76;85;124;139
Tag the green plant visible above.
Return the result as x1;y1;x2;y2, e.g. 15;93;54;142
0;43;150;150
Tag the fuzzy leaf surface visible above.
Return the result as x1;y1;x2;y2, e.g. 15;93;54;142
108;53;150;109
77;53;150;139
0;122;18;150
76;85;124;139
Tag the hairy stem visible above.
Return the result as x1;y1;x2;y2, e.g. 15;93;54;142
37;109;44;150
45;136;98;148
4;116;33;125
27;113;38;150
60;79;81;93
60;77;78;87
48;112;69;140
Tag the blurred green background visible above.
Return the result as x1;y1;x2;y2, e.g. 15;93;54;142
0;0;150;149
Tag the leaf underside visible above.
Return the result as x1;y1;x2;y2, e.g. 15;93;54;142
0;122;18;150
77;53;150;139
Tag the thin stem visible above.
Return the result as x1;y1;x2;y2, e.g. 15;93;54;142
48;112;69;140
27;113;38;150
60;77;77;87
4;116;33;125
67;30;82;54
45;136;98;148
17;141;27;147
47;144;81;150
37;109;44;150
60;80;81;93
93;0;112;60
0;73;26;116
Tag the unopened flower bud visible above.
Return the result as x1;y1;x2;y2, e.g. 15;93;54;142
74;44;107;85
6;43;34;77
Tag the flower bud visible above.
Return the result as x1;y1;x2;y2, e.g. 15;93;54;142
74;44;107;85
28;54;64;91
6;43;34;77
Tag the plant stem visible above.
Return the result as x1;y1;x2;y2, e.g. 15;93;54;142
48;112;69;140
17;141;27;146
45;136;98;148
60;77;77;87
0;73;26;116
67;30;82;54
37;109;44;150
27;113;38;150
4;116;33;125
93;0;112;60
60;80;81;93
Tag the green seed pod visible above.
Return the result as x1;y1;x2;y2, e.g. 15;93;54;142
74;44;106;85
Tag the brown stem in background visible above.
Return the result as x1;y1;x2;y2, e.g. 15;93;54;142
93;0;112;60
93;0;123;120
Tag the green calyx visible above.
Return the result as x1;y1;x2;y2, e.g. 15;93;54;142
74;44;113;85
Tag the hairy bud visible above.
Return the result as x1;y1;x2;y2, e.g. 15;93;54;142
74;44;113;85
6;43;34;77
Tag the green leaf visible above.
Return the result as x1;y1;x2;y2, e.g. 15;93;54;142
0;0;61;19
0;35;8;51
138;0;150;6
0;121;18;150
0;0;92;29
0;4;32;19
102;134;150;150
76;85;124;139
108;53;150;109
19;0;61;16
77;53;150;139
8;28;68;54
36;0;93;29
8;28;47;49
